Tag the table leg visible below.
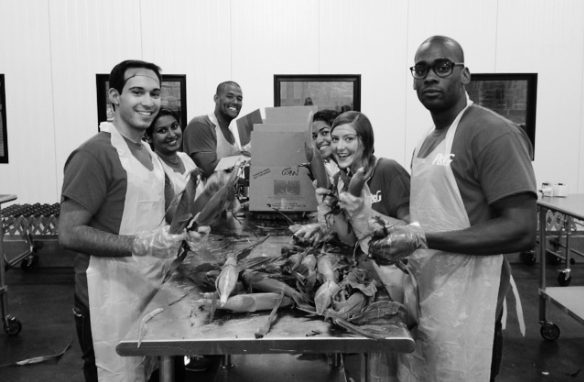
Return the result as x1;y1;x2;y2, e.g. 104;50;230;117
159;356;174;382
538;206;548;325
362;352;397;382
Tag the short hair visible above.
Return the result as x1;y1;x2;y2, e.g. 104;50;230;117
418;35;465;63
146;107;180;138
109;59;162;95
331;111;376;171
216;81;241;95
313;109;340;127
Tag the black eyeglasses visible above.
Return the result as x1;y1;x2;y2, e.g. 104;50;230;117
410;59;464;79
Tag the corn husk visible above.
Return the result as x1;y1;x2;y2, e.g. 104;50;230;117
209;292;293;312
216;254;239;306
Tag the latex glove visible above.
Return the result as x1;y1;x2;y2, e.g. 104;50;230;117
186;225;211;251
292;222;329;245
131;225;185;259
369;222;427;264
338;188;373;238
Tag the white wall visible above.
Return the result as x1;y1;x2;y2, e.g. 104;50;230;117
0;0;583;204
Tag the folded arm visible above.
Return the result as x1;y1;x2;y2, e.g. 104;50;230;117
426;192;537;255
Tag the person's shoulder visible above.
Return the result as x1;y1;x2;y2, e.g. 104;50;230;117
465;105;517;131
187;114;212;128
376;157;408;174
66;132;117;167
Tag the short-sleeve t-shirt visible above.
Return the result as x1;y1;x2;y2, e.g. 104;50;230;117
61;132;168;307
334;157;411;220
367;158;411;218
182;115;217;157
451;105;537;225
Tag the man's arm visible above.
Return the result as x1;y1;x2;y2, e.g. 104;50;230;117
425;192;537;255
192;152;218;178
183;118;219;178
58;199;133;257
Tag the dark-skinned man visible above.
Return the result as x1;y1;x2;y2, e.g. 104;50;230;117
370;36;537;382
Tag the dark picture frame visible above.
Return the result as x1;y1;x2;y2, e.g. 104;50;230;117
274;74;361;112
96;74;187;130
0;74;8;163
467;73;538;158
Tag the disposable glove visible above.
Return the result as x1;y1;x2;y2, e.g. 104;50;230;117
338;188;373;241
186;225;211;251
369;222;427;264
292;222;329;245
131;225;185;259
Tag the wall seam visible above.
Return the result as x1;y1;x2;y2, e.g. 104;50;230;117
47;0;59;200
494;0;499;70
404;0;411;168
578;2;584;191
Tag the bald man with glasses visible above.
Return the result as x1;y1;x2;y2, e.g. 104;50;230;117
369;36;537;382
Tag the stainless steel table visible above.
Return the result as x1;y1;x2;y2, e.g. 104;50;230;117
117;235;415;382
537;194;584;340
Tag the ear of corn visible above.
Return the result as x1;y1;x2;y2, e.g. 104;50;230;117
195;163;242;227
216;254;239;306
209;292;293;312
314;279;341;315
168;169;202;234
242;270;307;305
325;292;367;320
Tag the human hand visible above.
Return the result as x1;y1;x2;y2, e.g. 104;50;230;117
338;191;365;218
292;223;329;245
131;225;185;259
369;222;427;264
186;225;211;251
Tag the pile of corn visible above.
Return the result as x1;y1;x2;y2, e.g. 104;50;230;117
179;236;410;340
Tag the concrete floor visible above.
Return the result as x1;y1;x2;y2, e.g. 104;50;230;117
1;244;583;382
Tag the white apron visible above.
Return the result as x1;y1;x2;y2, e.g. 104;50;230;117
159;151;199;195
88;122;166;382
398;101;503;382
208;113;241;160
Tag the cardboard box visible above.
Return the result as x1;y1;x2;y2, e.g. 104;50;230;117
264;105;317;124
249;165;317;211
251;131;307;166
236;109;263;147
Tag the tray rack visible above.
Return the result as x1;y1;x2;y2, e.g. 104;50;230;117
1;202;60;270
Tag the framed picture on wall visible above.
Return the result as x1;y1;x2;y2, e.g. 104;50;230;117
467;73;538;159
96;74;187;131
274;74;361;112
0;74;8;163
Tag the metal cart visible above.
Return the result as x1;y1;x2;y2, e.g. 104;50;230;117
537;194;584;341
0;194;23;336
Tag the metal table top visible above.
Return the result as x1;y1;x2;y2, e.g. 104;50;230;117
537;194;584;220
117;235;415;358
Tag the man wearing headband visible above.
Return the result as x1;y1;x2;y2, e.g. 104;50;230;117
59;60;186;381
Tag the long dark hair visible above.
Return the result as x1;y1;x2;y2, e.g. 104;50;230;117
330;111;376;173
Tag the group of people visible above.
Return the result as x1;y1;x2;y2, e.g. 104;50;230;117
59;35;537;382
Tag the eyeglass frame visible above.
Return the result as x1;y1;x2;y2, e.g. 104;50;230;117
409;59;465;79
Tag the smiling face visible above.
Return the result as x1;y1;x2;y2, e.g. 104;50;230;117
110;68;161;135
311;120;333;159
331;123;364;172
413;39;469;114
151;115;182;156
214;83;243;122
